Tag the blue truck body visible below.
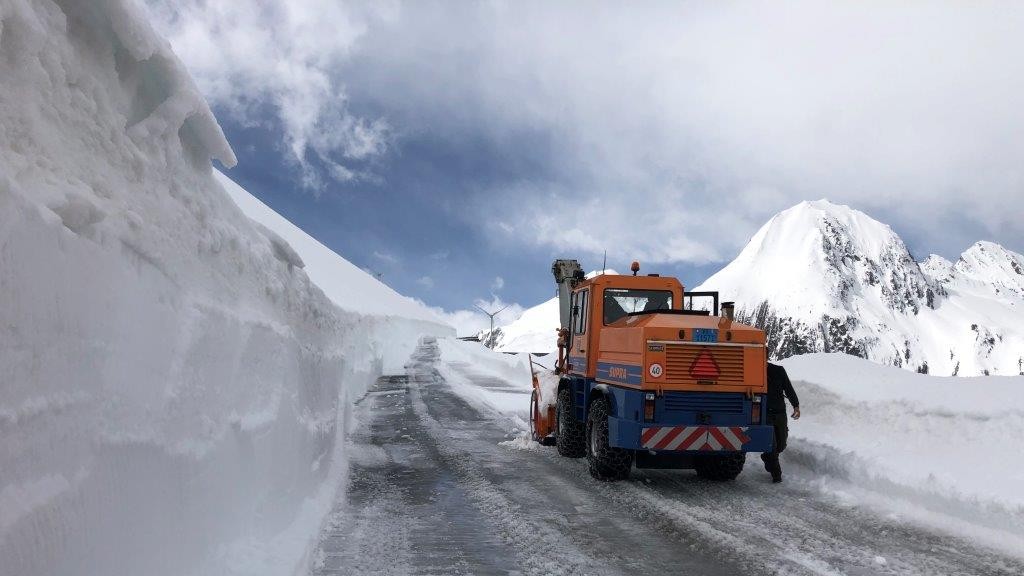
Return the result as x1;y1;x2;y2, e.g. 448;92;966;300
563;375;775;453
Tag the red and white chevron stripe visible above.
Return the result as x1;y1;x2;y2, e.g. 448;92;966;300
640;425;751;451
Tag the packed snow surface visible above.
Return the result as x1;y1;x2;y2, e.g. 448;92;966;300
0;2;449;575
780;354;1024;510
435;338;535;422
439;340;1024;555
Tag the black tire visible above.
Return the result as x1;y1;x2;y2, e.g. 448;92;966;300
556;387;586;458
586;397;633;481
694;453;747;481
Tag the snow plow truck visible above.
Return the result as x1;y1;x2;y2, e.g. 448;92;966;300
529;259;774;481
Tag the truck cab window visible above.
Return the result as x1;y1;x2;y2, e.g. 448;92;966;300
572;289;589;335
603;288;673;325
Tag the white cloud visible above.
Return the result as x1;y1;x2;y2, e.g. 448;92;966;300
416;275;435;290
429;296;524;337
142;0;393;189
340;1;1024;261
490;276;504;292
372;250;398;265
150;1;1024;260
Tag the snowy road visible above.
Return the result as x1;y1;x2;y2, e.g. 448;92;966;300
312;342;1024;576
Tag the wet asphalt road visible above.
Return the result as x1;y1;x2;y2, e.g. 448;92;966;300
311;341;1024;576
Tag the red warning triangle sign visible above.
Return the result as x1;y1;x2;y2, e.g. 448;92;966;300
689;348;720;380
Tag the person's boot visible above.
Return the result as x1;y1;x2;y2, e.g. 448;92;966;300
769;459;783;483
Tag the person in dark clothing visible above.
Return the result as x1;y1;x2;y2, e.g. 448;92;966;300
761;362;800;483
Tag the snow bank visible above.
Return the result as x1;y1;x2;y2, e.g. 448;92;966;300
216;171;448;374
781;353;1024;552
491;296;560;354
215;172;444;326
433;338;565;452
434;338;533;421
0;2;449;575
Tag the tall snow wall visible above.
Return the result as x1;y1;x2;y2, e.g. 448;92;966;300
0;2;451;575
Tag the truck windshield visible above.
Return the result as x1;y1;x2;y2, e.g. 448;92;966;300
603;289;673;325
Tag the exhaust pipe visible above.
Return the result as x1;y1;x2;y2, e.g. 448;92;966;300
721;301;735;321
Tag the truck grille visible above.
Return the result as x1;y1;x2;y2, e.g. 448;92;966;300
664;344;745;385
663;392;745;413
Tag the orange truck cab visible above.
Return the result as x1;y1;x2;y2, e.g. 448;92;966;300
542;259;773;481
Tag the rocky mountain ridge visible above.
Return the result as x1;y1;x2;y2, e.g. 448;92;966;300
490;200;1023;376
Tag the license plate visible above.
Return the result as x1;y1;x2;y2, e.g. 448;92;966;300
693;329;718;342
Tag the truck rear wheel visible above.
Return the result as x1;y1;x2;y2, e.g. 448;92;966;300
694;453;746;481
556;387;586;458
586;397;633;481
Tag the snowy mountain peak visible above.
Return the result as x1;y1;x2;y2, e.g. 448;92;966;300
700;199;938;321
693;200;1024;375
953;241;1024;298
920;254;955;283
696;199;953;366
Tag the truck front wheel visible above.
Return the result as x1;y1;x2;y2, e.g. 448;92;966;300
694;453;746;481
556;387;586;458
586;397;633;481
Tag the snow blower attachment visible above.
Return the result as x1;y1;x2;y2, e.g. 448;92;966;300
528;355;557;445
531;259;775;481
529;259;584;445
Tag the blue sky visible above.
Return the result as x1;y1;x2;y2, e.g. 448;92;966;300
219;106;724;315
145;1;1024;334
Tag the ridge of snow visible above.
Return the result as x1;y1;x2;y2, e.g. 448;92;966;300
920;254;954;283
0;2;448;575
216;171;446;324
953;241;1024;299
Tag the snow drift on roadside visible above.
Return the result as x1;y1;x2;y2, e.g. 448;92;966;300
781;354;1024;524
0;2;449;576
779;354;1024;555
434;338;533;420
